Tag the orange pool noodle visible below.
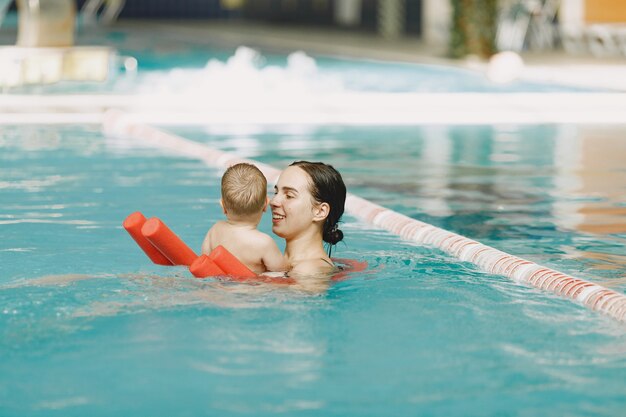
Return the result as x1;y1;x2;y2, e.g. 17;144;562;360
191;247;295;284
141;217;198;266
189;255;225;278
123;212;173;266
208;245;257;279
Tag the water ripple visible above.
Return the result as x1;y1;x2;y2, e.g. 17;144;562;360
0;219;96;225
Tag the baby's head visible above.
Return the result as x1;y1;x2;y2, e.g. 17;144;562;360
221;163;268;220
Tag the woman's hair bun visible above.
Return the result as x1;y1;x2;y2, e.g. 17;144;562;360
323;227;344;245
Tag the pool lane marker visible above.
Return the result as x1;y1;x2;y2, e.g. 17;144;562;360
103;110;626;324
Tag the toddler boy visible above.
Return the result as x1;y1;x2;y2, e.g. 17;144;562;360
201;163;288;274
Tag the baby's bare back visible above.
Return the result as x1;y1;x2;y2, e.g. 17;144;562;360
202;221;285;274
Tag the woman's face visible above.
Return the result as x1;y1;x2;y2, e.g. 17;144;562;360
270;166;318;240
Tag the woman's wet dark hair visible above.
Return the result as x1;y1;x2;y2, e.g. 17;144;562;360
290;161;346;254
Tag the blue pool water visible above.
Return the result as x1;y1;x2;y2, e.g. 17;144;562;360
1;123;625;416
1;15;625;416
0;19;596;95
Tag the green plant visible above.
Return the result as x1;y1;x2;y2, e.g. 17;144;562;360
449;0;498;58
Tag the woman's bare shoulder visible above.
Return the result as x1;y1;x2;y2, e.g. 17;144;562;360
290;258;336;275
288;261;333;294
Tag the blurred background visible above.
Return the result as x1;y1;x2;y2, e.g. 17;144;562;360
1;0;626;90
3;0;626;55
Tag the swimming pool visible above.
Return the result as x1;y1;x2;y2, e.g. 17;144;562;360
2;17;626;416
0;18;598;95
1;120;625;416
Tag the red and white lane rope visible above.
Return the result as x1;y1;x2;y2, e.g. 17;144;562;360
103;110;626;324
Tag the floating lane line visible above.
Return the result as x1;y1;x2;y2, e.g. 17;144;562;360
4;92;626;125
102;110;626;324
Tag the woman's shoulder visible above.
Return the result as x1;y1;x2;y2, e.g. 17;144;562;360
290;257;336;275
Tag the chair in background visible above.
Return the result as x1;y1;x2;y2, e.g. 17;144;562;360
496;0;560;52
81;0;125;26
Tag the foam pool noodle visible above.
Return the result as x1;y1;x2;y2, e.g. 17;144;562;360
208;245;257;279
141;217;198;266
189;255;225;278
123;212;173;265
190;246;295;284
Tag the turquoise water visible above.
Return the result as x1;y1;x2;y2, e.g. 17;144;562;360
1;124;625;416
99;27;595;93
1;13;625;416
0;18;596;94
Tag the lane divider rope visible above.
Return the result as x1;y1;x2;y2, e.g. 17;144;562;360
103;110;626;323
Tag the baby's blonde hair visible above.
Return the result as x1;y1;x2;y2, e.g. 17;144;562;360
221;163;267;216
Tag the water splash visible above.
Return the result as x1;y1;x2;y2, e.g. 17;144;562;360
137;46;344;98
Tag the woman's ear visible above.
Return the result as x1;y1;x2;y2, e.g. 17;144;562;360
219;198;227;215
312;202;330;222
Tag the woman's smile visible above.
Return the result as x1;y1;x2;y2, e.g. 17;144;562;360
271;212;286;224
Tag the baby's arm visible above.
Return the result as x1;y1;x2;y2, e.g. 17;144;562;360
261;237;289;272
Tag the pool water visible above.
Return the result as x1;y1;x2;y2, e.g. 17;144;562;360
0;19;596;95
1;124;625;416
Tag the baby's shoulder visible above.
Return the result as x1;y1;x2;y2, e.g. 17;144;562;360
206;220;226;234
211;220;229;229
249;229;278;247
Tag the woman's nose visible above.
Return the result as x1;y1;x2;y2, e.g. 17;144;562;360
270;194;280;207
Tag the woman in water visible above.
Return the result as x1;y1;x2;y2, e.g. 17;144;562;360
270;161;346;277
